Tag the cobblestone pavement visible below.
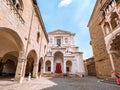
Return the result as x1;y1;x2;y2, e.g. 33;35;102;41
0;76;120;90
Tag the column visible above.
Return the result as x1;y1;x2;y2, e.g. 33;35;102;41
32;63;39;78
108;51;115;70
41;61;44;74
51;60;54;73
108;20;113;31
101;24;106;36
43;60;46;73
15;51;26;83
63;60;66;74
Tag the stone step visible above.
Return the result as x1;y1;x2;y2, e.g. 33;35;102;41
101;78;117;85
42;73;81;78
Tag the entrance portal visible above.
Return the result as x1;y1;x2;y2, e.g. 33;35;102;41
54;51;63;73
55;63;62;73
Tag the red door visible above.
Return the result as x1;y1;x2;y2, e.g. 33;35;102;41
55;63;62;73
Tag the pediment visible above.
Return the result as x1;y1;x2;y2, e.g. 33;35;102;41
48;30;73;35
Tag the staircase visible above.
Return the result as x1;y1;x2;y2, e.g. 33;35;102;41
42;73;54;77
42;73;81;78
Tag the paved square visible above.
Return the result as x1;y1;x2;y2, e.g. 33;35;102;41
0;77;120;90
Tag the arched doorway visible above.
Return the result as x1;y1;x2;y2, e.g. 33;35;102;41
66;60;72;73
38;58;43;76
45;60;51;72
110;34;120;73
25;50;37;77
0;28;24;78
54;51;63;73
1;52;18;77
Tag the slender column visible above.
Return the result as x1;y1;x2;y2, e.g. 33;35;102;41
63;60;66;74
43;60;46;73
51;60;54;73
108;20;113;31
108;51;115;70
101;24;106;36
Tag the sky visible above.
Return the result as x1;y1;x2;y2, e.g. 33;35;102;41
37;0;96;59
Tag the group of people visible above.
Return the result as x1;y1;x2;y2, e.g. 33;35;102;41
111;70;120;85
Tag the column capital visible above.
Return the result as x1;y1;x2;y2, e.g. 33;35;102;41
18;57;26;63
34;63;38;66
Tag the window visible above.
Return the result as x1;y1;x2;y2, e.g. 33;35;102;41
33;0;37;5
49;38;53;44
44;45;46;53
37;32;40;43
11;0;23;14
12;0;16;5
65;38;68;43
57;39;61;46
110;12;119;29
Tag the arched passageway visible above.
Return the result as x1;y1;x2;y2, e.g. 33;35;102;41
0;28;24;79
0;52;18;77
54;51;63;73
45;60;51;72
25;50;37;77
66;60;72;73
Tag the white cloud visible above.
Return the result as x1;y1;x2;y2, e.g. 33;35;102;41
58;0;72;8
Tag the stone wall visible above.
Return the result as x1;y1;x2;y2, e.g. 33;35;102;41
88;0;112;78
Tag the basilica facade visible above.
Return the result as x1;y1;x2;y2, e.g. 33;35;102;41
43;30;85;76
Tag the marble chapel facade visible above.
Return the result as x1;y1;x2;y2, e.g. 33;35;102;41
43;30;85;76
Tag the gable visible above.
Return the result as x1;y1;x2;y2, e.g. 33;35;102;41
48;30;74;35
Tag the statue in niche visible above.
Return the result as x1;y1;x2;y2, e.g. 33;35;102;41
115;18;120;26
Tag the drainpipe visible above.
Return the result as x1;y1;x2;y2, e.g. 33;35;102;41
22;8;34;78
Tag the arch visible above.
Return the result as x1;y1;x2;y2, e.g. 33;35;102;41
2;60;16;75
110;33;120;51
45;60;51;72
0;51;18;77
108;33;120;73
25;50;37;77
0;27;24;78
110;12;119;29
0;27;24;57
54;51;63;73
54;51;64;60
66;60;72;73
107;32;120;50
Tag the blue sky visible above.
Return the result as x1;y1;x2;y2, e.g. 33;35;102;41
37;0;96;59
